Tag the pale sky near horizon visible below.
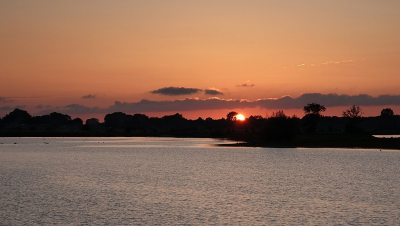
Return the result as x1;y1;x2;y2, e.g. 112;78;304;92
1;1;400;120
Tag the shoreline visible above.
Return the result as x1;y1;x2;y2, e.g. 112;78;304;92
1;133;399;150
217;142;400;150
220;135;400;150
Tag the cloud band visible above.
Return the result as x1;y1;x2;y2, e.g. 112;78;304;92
25;93;400;115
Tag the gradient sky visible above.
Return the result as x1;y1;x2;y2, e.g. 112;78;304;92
1;1;400;120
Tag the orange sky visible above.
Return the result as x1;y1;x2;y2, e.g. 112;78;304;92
1;1;400;120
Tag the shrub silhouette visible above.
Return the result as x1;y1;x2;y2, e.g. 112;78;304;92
381;108;394;117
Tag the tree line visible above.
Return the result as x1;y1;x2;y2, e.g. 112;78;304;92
0;104;399;139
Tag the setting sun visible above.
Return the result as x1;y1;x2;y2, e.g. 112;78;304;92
235;114;245;121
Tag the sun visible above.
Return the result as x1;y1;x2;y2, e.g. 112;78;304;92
235;114;245;121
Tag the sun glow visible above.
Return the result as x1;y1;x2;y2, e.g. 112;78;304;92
235;114;245;121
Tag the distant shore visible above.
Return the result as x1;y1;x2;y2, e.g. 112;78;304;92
221;134;400;150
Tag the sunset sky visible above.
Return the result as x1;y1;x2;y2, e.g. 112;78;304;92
1;1;400;121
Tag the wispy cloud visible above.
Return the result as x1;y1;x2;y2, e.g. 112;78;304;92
285;59;360;69
82;94;96;99
150;87;202;96
204;88;224;95
237;80;254;87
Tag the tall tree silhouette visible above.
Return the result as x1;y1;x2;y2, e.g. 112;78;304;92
343;105;363;118
342;105;364;133
226;111;238;121
302;102;326;133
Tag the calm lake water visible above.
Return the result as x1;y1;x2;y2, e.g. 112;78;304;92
1;137;399;225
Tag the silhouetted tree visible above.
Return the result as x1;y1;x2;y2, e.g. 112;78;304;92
248;115;264;125
251;115;263;120
104;112;132;128
264;111;298;141
2;108;32;128
196;117;204;122
72;118;83;126
381;108;394;117
343;105;364;134
129;114;149;130
302;102;326;133
48;112;72;126
86;118;100;126
162;113;185;121
303;102;326;116
226;111;238;121
271;110;286;118
83;118;99;131
343;105;363;118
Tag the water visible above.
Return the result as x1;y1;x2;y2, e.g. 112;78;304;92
1;137;399;225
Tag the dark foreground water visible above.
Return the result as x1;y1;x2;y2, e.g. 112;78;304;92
1;137;399;225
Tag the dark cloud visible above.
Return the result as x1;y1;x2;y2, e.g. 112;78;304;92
36;105;52;109
82;94;96;99
108;98;249;113
0;105;26;111
0;106;13;111
36;109;54;115
150;87;202;96
204;88;224;95
32;93;400;116
64;104;101;114
0;97;13;103
237;80;255;87
15;105;26;110
295;93;400;107
253;93;400;110
37;104;100;116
